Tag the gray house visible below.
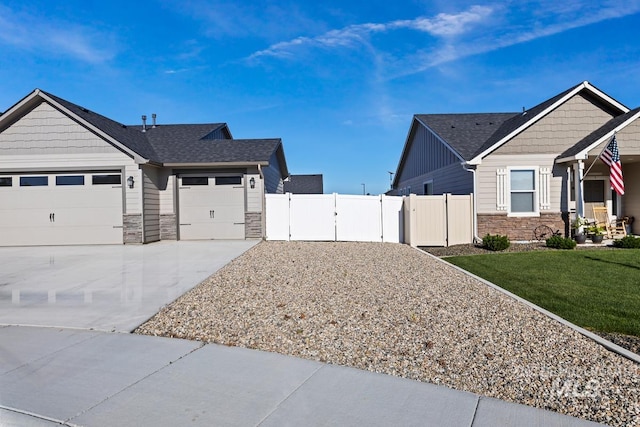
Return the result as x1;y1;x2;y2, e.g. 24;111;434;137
391;81;640;240
0;89;288;246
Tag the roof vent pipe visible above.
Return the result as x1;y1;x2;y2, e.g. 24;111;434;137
142;115;147;132
152;113;157;128
522;107;526;116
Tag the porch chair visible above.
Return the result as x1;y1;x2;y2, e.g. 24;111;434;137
592;206;627;238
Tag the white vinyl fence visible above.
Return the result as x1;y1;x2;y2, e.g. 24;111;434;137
265;193;473;246
265;194;404;243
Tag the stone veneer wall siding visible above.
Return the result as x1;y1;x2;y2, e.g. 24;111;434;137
245;212;262;239
123;214;143;244
477;213;567;241
160;214;177;240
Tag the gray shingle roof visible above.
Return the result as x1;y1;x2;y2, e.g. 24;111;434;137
153;137;284;164
559;106;640;159
415;113;517;160
283;174;323;194
38;90;284;168
413;82;629;162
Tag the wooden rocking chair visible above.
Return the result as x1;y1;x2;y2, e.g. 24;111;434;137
592;206;627;238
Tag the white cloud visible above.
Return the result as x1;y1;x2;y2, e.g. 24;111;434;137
248;5;493;61
391;5;493;36
0;5;116;64
247;2;640;79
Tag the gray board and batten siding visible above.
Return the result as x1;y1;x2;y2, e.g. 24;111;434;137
263;150;286;194
142;165;161;243
396;120;473;195
397;121;461;182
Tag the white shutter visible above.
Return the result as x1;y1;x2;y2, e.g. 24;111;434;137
496;168;508;211
539;167;551;210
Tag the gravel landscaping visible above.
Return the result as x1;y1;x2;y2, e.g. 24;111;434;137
136;241;640;426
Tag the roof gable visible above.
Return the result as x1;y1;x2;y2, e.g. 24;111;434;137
558;106;640;161
0;89;286;170
41;90;160;162
415;113;517;160
467;81;629;164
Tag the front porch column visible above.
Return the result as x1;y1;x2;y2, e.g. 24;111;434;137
574;160;585;218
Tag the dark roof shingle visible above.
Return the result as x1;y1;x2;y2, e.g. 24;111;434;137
415;113;517;160
283;174;323;194
38;90;284;168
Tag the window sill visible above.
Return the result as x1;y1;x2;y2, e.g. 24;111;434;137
507;212;540;217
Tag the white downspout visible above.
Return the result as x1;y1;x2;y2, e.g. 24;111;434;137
258;164;266;239
463;164;481;243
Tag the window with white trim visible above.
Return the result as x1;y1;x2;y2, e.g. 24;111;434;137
509;169;537;214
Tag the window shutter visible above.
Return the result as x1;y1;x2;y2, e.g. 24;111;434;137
496;168;507;211
539;167;551;210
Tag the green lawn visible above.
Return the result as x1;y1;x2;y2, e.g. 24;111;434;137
445;250;640;336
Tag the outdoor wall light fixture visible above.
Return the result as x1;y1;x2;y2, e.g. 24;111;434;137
249;177;256;189
127;176;134;189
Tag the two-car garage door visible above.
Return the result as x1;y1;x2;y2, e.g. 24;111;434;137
0;172;123;246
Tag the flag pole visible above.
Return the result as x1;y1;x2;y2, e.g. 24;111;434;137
581;131;616;181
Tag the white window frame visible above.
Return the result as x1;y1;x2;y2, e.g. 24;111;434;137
423;180;434;195
507;167;539;217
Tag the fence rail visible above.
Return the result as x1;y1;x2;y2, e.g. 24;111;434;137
265;194;403;243
265;193;473;247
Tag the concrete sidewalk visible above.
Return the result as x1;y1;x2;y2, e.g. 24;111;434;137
0;326;601;427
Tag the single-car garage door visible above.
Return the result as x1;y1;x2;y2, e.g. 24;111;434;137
178;175;245;240
0;172;123;246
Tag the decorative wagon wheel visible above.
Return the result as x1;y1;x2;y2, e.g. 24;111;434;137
532;225;555;241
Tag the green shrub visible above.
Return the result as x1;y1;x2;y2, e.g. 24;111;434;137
613;235;640;249
482;234;510;251
546;235;577;249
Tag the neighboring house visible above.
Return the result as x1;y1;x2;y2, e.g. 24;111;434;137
283;174;323;194
391;81;640;240
0;89;288;246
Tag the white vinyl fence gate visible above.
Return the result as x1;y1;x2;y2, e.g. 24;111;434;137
265;194;404;243
265;193;473;246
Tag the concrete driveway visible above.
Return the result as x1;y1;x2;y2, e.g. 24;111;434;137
0;240;258;332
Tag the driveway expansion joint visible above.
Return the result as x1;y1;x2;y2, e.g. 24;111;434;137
65;338;204;425
256;363;325;425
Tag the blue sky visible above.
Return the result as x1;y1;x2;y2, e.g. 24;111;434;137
1;1;640;195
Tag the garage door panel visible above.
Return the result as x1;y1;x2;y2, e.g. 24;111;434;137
0;208;51;225
0;173;123;246
178;178;245;240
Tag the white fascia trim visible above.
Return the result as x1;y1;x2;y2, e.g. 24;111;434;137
468;81;629;165
583;81;629;113
0;91;39;125
163;161;269;168
36;90;149;164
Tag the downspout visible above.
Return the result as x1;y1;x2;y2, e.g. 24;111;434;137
463;163;481;243
258;164;265;239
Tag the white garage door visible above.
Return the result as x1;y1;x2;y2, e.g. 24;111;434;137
0;172;123;246
178;175;245;240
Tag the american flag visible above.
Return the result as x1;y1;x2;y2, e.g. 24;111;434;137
601;136;624;195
